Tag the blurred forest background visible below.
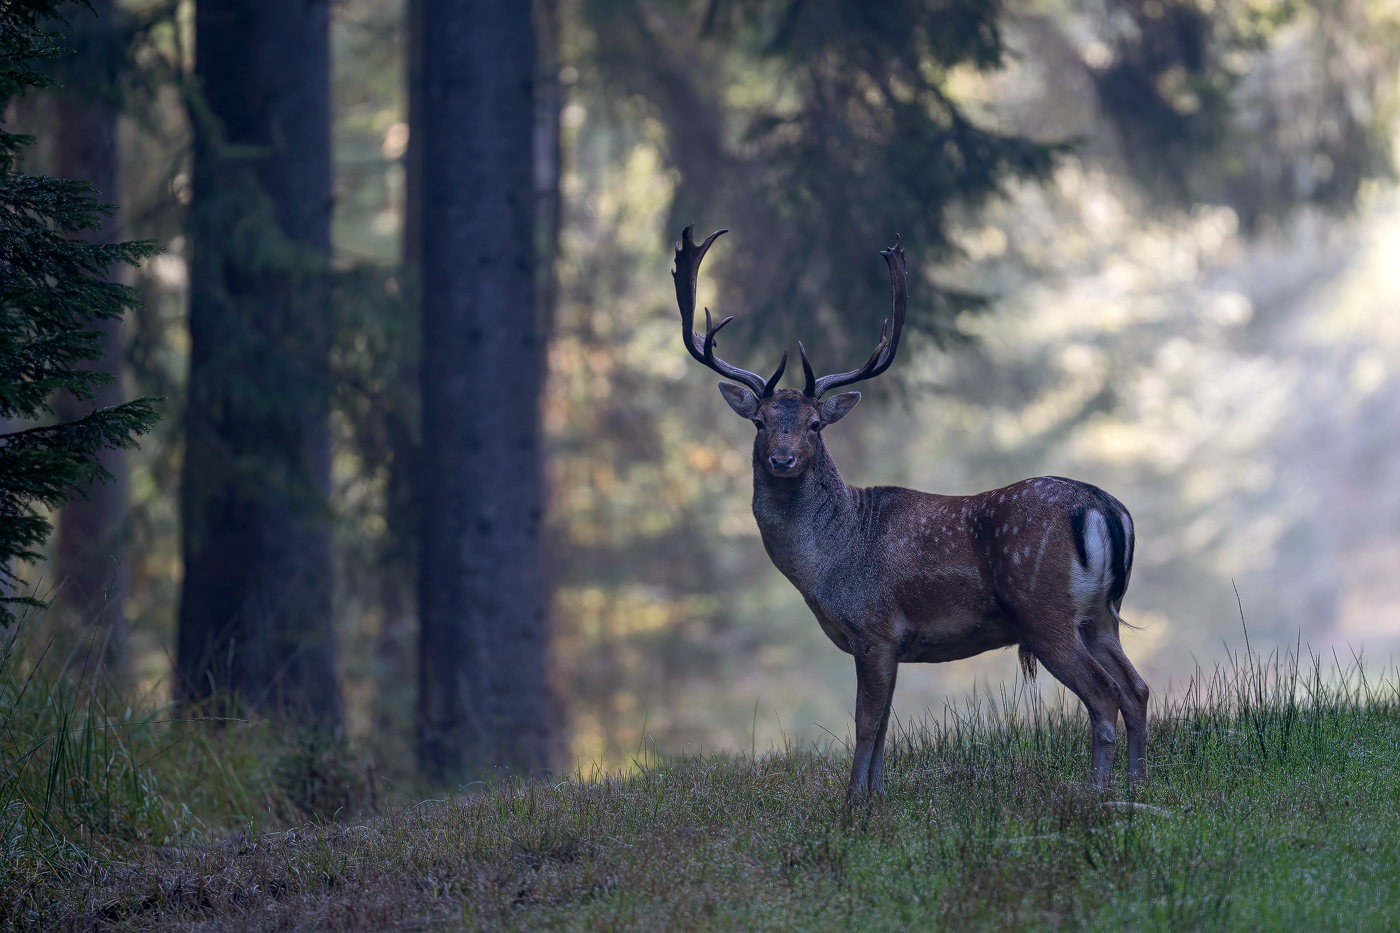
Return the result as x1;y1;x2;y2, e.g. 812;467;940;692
9;0;1400;783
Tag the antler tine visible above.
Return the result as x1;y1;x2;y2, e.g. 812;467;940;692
806;235;909;399
701;312;735;364
799;324;889;396
673;223;785;397
763;349;789;397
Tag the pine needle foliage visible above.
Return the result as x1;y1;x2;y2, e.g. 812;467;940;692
585;0;1064;359
0;0;161;626
735;0;1063;341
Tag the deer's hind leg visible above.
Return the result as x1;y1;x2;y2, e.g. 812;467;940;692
1088;612;1149;781
1020;619;1124;788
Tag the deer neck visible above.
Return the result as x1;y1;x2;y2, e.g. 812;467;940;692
750;439;857;588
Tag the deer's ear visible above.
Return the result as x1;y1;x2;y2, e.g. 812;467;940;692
820;391;860;425
717;381;759;418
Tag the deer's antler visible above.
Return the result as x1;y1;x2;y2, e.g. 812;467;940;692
673;225;787;398
801;235;907;399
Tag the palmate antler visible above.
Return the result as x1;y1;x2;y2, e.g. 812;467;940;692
801;235;907;399
673;225;907;399
672;225;787;398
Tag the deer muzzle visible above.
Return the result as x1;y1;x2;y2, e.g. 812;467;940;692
768;449;798;475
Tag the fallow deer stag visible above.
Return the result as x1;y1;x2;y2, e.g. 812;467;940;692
673;225;1148;796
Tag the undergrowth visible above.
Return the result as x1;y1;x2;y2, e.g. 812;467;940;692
0;615;376;928
4;624;1399;931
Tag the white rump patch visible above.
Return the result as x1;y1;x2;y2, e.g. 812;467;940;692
1069;509;1113;621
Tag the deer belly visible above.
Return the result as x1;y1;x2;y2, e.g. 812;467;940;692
899;614;1017;663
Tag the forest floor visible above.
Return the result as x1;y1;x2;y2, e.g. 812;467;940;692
6;644;1400;931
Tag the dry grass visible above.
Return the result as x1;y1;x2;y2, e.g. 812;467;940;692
7;640;1400;931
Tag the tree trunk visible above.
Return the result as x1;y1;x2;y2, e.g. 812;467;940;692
415;0;552;780
534;0;562;338
176;0;339;724
54;2;127;670
403;0;425;275
533;0;566;765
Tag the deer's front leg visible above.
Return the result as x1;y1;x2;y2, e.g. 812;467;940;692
849;641;899;797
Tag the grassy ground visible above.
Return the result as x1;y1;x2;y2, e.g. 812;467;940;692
5;636;1400;931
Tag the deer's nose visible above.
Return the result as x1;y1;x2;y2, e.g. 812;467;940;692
769;451;796;472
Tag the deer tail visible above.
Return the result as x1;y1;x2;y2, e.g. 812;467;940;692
1112;505;1135;607
1104;504;1135;631
1069;492;1135;610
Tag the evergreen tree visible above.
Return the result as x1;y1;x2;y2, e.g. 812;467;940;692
582;0;1368;357
0;0;160;629
586;0;1062;354
175;0;340;724
51;0;131;660
413;0;554;780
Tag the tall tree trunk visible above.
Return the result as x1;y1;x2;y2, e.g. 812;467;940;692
54;0;127;670
415;0;552;780
534;0;562;338
533;0;565;764
403;0;425;275
176;0;339;724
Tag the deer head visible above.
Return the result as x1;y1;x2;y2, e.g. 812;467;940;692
672;225;908;477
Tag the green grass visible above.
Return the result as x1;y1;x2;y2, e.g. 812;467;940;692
5;634;1400;930
0;618;373;929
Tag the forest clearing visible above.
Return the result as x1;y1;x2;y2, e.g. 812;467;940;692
6;635;1398;931
8;0;1400;928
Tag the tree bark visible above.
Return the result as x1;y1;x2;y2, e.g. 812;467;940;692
54;2;128;669
415;0;552;780
176;0;339;724
534;0;562;339
403;0;425;275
